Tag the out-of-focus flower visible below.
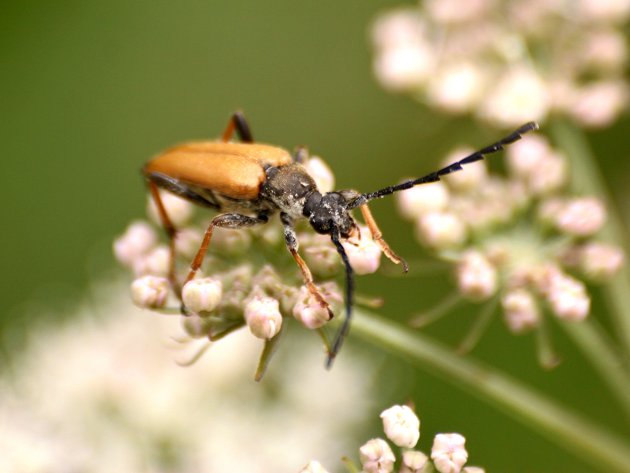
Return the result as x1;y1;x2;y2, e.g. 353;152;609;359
396;132;623;360
400;450;430;473
182;277;223;314
299;460;330;473
371;1;630;128
0;284;374;473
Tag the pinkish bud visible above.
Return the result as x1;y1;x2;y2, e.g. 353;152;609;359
359;438;396;473
431;433;468;473
131;275;170;309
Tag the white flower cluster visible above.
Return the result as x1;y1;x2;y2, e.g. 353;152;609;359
372;0;629;128
114;155;383;375
305;403;483;473
398;134;624;342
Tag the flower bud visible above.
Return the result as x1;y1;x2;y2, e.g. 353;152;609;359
380;404;420;448
131;275;170;309
397;181;450;219
546;271;590;321
299;460;330;473
579;242;624;281
182;278;223;314
501;288;540;333
416;211;467;249
292;285;336;329
359;438;396;473
456;251;497;301
441;148;487;191
147;191;194;227
304;156;335;193
244;294;283;339
343;229;382;275
113;221;157;267
555;197;606;237
431;433;468;473
400;450;429;473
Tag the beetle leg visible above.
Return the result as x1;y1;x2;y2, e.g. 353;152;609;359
148;181;182;297
359;204;409;273
280;213;333;319
184;213;268;286
221;111;254;143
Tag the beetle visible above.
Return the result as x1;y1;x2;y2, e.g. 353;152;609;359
143;112;538;367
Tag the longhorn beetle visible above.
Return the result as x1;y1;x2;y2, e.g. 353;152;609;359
143;112;538;367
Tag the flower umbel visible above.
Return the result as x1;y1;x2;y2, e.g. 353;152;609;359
401;134;624;364
371;2;630;128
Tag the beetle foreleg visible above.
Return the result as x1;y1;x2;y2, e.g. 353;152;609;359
280;213;333;320
359;204;409;273
221;111;254;143
184;213;268;286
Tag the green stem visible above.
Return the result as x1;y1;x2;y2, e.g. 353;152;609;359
560;319;630;420
352;309;630;473
549;120;630;356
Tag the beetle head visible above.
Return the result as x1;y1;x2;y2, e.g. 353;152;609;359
303;190;360;238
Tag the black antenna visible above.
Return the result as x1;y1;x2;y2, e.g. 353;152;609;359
326;231;354;368
347;122;539;210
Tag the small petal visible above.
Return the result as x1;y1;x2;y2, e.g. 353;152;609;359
130;275;170;309
431;433;468;473
380;404;420;448
359;438;396;473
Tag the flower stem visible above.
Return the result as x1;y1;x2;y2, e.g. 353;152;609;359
549;119;630;356
352;309;630;472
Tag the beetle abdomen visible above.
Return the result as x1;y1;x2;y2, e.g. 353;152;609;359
144;141;292;200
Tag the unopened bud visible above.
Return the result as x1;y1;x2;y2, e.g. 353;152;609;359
431;433;468;473
400;450;429;473
148;191;194;227
555;197;606;237
113;221;157;267
359;438;396;473
292;285;337;329
343;229;382;275
182;278;223;314
244;294;283;339
416;211;467;249
380;404;420;448
579;242;624;281
456;251;497;301
398;181;450;219
131;275;170;309
502;288;540;333
299;460;330;473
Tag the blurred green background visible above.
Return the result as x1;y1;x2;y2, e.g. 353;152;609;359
2;1;630;472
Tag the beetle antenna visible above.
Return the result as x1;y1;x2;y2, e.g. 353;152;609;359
346;122;539;210
326;231;354;369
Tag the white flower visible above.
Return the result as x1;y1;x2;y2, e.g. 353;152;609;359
182;278;223;314
428;62;487;113
400;450;430;473
113;221;157;267
478;66;550;127
244;294;283;339
342;229;382;275
299;460;330;473
147;190;194;227
502;288;540;333
380;404;420;448
431;433;469;473
416;211;467;249
130;275;170;309
578;242;624;281
397;181;450;219
456;251;498;301
292;285;336;329
554;197;606;237
359;438;396;473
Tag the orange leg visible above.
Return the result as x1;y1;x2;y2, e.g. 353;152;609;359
360;204;409;273
148;181;182;297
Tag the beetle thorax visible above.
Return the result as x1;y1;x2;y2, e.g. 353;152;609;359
261;163;319;219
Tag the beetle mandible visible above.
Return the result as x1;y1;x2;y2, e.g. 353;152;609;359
143;112;538;367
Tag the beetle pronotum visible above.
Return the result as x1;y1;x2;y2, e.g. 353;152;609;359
143;112;538;367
